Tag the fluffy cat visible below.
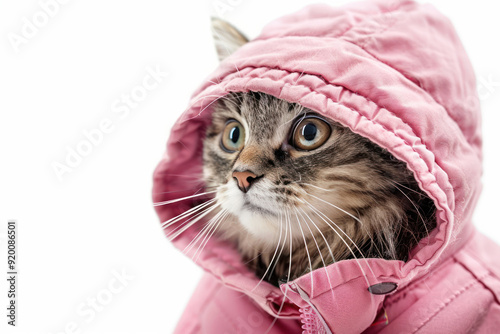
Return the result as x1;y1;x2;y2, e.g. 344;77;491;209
193;19;437;286
202;89;435;285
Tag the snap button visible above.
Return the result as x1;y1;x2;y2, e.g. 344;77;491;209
368;282;398;295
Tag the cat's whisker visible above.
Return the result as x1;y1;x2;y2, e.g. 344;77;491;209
196;210;231;264
287;211;293;283
205;94;243;115
153;185;216;196
296;207;335;265
301;199;376;288
184;208;225;256
192;209;229;263
268;211;290;283
167;203;220;241
180;94;228;121
163;202;214;233
303;206;374;293
155;174;205;179
392;183;430;239
183;92;246;122
298;182;334;193
390;180;429;197
162;198;217;228
206;79;219;85
154;190;217;207
264;212;294;334
294;70;306;85
218;95;243;109
294;208;314;293
300;187;363;225
301;195;380;260
167;208;215;242
252;210;285;292
296;208;336;300
277;104;305;131
200;95;236;118
182;207;224;255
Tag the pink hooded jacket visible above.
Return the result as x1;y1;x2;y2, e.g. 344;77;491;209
153;1;500;333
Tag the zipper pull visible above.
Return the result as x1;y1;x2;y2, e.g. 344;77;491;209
289;283;333;334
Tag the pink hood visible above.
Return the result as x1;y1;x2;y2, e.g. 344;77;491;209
153;1;500;333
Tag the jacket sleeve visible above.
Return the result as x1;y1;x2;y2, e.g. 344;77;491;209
174;273;301;334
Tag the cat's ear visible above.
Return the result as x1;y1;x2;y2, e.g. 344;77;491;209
211;17;249;62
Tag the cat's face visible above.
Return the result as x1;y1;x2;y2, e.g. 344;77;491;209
179;19;436;284
202;92;429;262
203;92;340;246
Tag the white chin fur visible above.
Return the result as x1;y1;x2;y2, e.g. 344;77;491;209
237;211;281;245
218;184;282;246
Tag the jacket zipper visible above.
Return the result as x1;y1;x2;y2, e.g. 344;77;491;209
299;305;323;334
290;283;332;334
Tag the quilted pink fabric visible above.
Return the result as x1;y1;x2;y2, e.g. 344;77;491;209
153;1;500;332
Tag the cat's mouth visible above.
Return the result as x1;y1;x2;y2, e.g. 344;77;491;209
218;182;282;220
217;182;306;244
242;200;277;216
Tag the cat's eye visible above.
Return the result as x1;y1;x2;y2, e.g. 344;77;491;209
220;120;246;152
292;116;331;150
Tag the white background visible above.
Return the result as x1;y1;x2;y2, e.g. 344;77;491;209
1;0;499;333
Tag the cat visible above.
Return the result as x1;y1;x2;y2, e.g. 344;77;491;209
201;88;436;286
191;19;437;286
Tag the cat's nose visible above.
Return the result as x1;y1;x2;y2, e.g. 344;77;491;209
232;170;260;193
